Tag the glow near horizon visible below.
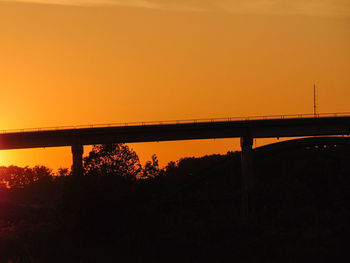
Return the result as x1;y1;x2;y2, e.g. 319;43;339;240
0;0;349;170
2;0;350;16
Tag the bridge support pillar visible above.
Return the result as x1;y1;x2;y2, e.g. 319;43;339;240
72;144;84;176
240;136;254;216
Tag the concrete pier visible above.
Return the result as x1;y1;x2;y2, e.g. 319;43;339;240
240;136;254;215
72;144;83;176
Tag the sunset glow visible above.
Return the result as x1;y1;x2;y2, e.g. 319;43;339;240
0;0;349;170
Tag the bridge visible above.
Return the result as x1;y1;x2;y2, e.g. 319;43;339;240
255;136;350;157
1;113;350;213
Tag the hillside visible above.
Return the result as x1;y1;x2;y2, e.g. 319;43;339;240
0;144;349;262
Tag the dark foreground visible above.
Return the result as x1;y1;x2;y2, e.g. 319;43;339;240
1;145;349;262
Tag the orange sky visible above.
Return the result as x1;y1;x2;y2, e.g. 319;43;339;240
0;0;349;170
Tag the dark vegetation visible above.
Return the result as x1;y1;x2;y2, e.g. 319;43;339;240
0;143;349;262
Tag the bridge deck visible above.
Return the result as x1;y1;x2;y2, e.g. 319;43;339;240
0;114;350;150
2;112;350;134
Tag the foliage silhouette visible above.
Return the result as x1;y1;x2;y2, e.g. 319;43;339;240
83;143;142;179
0;165;53;188
56;167;70;177
141;154;162;179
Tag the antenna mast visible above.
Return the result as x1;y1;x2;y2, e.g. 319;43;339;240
313;84;317;117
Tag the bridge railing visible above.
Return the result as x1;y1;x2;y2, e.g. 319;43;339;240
1;112;350;134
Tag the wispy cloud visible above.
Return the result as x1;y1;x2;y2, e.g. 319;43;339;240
2;0;350;16
3;0;153;7
218;0;350;17
2;0;206;10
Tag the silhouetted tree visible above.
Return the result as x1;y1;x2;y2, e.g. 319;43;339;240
83;144;142;179
0;166;11;183
56;167;70;177
141;154;161;179
31;165;52;179
3;165;53;188
165;161;177;172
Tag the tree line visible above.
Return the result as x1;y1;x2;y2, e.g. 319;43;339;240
1;142;349;262
0;143;163;189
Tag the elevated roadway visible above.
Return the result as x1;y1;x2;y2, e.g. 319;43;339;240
1;113;350;214
255;136;350;158
1;115;349;150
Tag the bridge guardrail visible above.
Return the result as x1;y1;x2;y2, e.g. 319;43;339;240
1;112;350;134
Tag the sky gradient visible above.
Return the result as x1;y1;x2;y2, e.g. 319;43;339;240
0;0;349;169
3;0;350;16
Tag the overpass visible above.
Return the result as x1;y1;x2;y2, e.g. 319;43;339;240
1;113;350;212
255;136;350;158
